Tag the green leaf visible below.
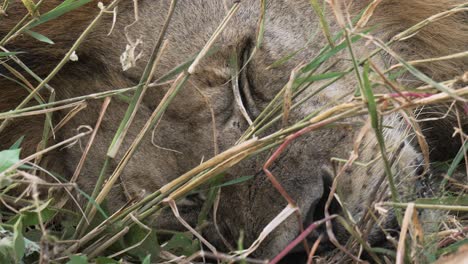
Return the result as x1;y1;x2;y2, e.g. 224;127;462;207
255;0;266;49
7;200;57;227
66;255;88;264
370;247;396;257
163;233;199;257
26;0;92;30
13;217;25;262
9;136;24;150
310;0;334;47
124;225;159;260
398;58;462;100
142;255;151;264
25;30;54;44
0;148;21;173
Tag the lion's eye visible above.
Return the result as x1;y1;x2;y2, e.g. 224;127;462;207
238;42;260;119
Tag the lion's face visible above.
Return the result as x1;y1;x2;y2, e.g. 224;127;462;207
111;1;400;257
116;1;340;257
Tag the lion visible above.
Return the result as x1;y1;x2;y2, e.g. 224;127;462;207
0;0;466;262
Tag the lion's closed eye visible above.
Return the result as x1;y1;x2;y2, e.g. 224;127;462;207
237;42;261;119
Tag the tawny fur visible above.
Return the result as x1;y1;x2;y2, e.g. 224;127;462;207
366;0;468;80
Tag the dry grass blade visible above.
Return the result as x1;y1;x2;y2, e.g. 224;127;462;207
236;204;298;258
159;138;259;195
282;67;299;127
388;87;468;113
410;205;425;259
388;51;468;71
0;101;86;119
307;234;324;264
356;0;383;28
396;202;415;264
87;227;130;259
366;35;465;102
70;97;111;183
321;128;369;263
0;86;138;119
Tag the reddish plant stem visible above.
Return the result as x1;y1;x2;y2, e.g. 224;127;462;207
269;215;337;264
387;92;433;98
262;125;322;253
262;118;337;205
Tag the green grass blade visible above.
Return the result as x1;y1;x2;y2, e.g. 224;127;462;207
301;34;363;73
295;72;346;84
442;141;468;187
362;62;401;222
25;30;54;44
0;52;24;57
26;0;92;29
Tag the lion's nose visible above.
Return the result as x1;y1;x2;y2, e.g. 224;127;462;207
277;169;341;261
